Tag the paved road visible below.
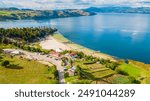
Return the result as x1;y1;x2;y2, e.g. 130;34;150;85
3;49;65;84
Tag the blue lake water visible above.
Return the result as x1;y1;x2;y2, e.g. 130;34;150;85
0;13;150;63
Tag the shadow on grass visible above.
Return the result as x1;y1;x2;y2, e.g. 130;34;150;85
6;64;23;70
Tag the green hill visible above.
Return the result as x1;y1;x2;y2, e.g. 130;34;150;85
0;8;95;21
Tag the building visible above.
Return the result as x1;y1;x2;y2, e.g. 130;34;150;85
3;49;23;56
11;50;21;55
56;48;63;53
68;66;76;76
70;52;78;58
50;51;61;58
68;69;76;76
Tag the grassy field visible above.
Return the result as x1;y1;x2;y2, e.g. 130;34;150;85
0;44;16;49
118;61;150;83
0;10;37;16
0;11;10;15
0;55;59;84
119;64;141;78
0;10;38;20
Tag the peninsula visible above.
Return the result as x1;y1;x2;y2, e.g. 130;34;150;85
0;7;95;21
0;27;150;84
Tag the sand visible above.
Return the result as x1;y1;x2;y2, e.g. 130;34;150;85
40;34;116;61
40;36;71;50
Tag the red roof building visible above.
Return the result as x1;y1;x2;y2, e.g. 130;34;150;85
70;52;78;58
50;51;61;57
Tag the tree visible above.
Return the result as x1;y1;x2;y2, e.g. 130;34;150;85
70;59;73;67
0;49;3;60
105;62;119;70
1;60;10;67
64;72;69;78
1;35;5;44
0;55;3;62
0;27;57;44
77;52;84;59
128;76;141;84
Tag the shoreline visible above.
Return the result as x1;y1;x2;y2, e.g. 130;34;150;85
51;33;150;65
40;32;116;61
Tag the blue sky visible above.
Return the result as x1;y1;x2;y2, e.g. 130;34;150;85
0;0;150;9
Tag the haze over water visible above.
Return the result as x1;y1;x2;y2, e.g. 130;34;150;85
1;13;150;63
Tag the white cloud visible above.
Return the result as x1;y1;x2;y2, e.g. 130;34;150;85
0;0;150;9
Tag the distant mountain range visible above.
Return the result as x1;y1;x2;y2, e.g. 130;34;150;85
0;7;95;21
86;7;150;14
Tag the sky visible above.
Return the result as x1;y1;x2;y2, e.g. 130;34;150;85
0;0;150;10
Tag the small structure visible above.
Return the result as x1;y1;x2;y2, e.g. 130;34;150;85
68;70;75;76
68;66;76;76
64;67;67;71
70;52;78;58
50;51;61;58
11;50;22;56
56;48;63;53
65;53;70;56
96;61;100;64
71;66;76;72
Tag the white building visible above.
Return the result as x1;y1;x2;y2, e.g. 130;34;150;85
11;50;21;55
56;48;63;53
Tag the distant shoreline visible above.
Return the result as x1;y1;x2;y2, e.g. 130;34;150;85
0;8;95;21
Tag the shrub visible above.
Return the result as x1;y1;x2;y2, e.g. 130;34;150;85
66;66;71;69
0;55;3;61
128;76;141;84
77;52;85;59
105;62;119;70
48;65;58;79
99;58;110;65
1;60;10;67
64;72;69;78
116;69;129;76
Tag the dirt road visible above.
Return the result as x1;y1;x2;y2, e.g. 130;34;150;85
3;49;65;84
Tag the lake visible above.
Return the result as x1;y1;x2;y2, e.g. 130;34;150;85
0;13;150;63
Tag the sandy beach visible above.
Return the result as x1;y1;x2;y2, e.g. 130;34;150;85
40;36;71;50
40;33;116;61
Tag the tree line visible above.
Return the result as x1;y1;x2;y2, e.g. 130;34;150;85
0;27;57;44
